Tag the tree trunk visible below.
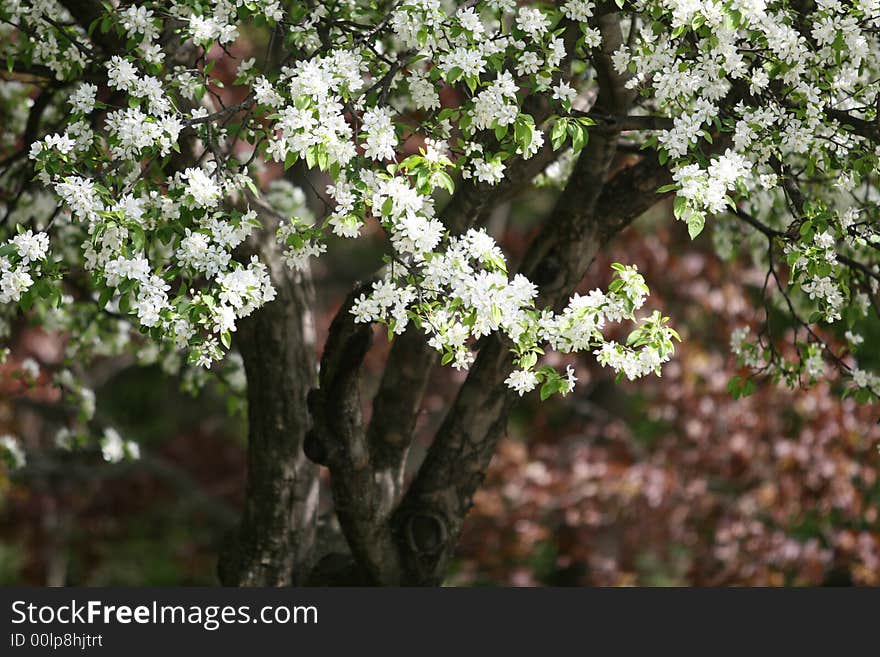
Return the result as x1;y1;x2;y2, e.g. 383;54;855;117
218;233;320;586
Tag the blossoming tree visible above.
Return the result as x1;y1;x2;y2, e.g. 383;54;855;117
1;0;878;585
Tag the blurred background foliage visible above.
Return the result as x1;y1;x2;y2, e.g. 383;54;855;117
2;186;879;587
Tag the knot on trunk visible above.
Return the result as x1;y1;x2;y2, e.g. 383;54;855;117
404;511;448;555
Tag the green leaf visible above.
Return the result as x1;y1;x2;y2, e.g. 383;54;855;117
625;329;641;346
98;287;114;309
551;118;568;150
686;212;705;239
673;195;687;220
400;154;422;170
514;115;534;151
435;171;455;195
727;375;742;398
130;225;145;252
48;286;61;308
244;176;260;197
569;123;587;153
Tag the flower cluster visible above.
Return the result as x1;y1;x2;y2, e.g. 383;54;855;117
0;230;51;305
351;215;678;396
670;150;752;238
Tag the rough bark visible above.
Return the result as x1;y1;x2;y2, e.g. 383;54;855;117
366;327;438;516
305;288;406;584
218;224;320;586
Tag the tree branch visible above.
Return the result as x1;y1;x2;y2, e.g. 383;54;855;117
306;287;405;584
